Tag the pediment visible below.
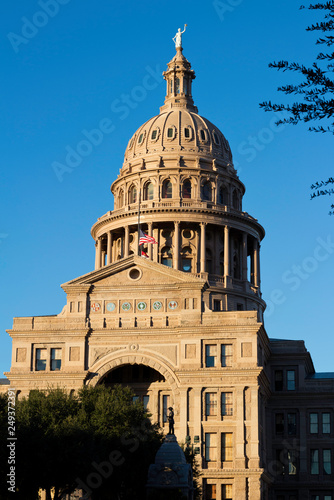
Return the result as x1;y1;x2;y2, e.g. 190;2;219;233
61;255;207;291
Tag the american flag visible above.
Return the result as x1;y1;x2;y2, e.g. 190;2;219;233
139;230;158;245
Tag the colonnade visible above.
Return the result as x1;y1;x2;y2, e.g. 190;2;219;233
94;221;261;288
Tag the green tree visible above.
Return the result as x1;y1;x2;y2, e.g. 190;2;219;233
0;386;162;500
260;2;334;214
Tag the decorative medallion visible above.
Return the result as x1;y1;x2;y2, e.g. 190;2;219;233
168;300;178;310
106;302;116;312
153;301;163;311
91;302;101;312
122;302;131;311
137;301;147;311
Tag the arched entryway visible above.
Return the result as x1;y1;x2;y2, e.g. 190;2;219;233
88;353;180;432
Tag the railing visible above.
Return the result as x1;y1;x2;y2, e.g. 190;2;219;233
96;201;258;222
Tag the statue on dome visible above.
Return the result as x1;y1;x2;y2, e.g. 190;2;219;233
173;24;187;49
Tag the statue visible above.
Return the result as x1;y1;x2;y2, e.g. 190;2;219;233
167;407;174;435
173;24;187;49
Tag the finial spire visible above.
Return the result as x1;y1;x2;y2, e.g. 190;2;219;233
172;24;187;49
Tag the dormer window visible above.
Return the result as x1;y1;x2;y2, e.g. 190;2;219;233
151;130;157;140
166;126;176;140
213;131;220;145
138;131;146;145
200;129;207;142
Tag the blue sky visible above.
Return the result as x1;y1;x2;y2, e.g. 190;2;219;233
1;0;333;375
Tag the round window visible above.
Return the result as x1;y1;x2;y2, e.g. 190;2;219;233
129;268;142;280
183;229;192;239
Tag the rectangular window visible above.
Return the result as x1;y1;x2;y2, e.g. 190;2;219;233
205;393;217;416
275;413;284;434
205;345;217;367
310;413;319;434
323;449;331;475
222;484;233;500
311;496;320;500
205;433;217;462
325;496;333;500
288;413;297;435
276;449;284;475
221;344;232;367
288;450;297;475
213;299;221;311
287;370;296;390
50;348;61;371
132;396;140;403
162;395;170;423
323;413;331;434
143;395;149;410
205;484;216;500
311;449;319;474
275;370;283;391
221;392;233;416
221;432;233;462
36;348;47;371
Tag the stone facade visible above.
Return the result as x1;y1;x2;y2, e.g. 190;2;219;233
5;45;334;500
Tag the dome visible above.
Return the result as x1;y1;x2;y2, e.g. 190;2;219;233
123;109;233;167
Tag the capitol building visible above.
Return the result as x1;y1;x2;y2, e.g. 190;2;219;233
5;33;334;500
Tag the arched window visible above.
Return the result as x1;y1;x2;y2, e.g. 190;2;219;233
144;182;154;201
161;246;172;268
118;189;124;208
182;180;192;199
232;190;239;210
181;246;192;273
205;248;213;274
218;185;228;205
201;181;212;201
162;179;172;199
175;78;180;94
128;185;137;204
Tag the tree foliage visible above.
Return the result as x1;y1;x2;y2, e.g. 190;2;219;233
260;2;334;214
260;2;334;133
0;385;163;500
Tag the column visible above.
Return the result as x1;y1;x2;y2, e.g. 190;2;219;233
249;386;260;469
242;232;248;281
224;225;229;278
200;222;206;273
148;223;153;260
178;388;188;440
235;388;246;468
107;231;112;265
95;238;102;270
153;226;159;262
257;242;261;289
124;225;129;258
254;239;259;287
174;221;180;270
101;249;106;267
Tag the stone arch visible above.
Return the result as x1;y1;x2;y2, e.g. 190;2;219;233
87;351;180;398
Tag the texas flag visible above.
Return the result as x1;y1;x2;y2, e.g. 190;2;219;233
141;250;149;258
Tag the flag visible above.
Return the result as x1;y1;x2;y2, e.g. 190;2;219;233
141;250;149;258
139;230;157;245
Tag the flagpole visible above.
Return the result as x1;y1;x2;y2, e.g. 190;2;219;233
137;188;141;256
